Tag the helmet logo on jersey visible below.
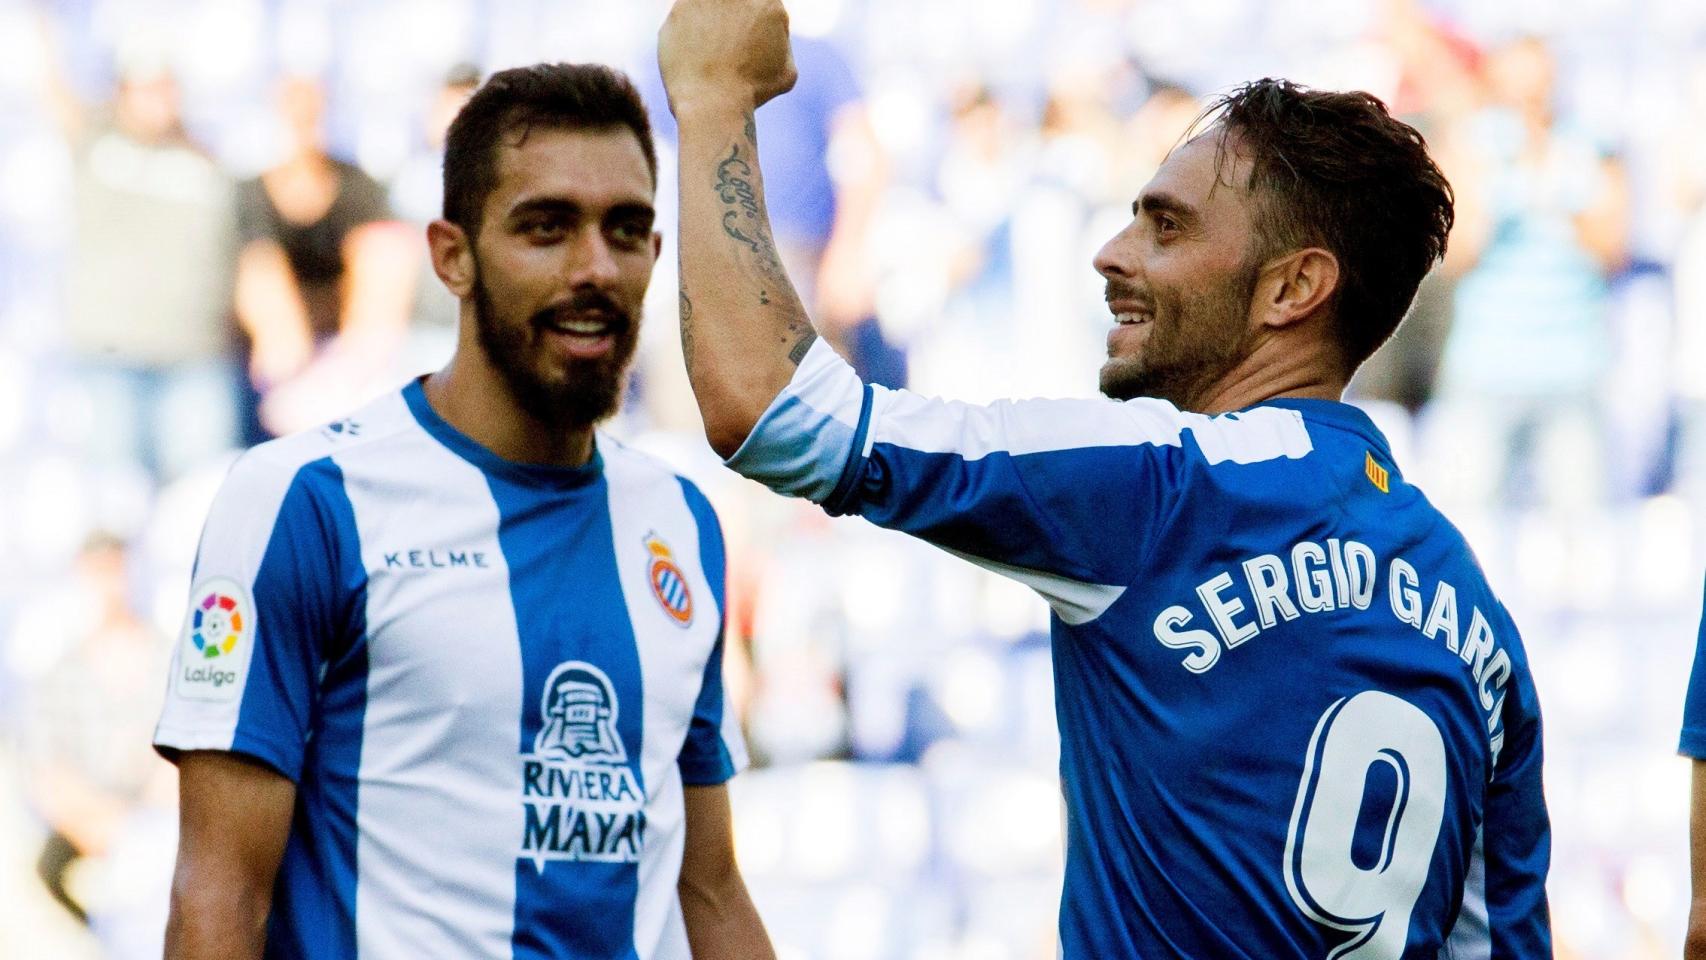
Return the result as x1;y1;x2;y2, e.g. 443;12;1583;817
644;533;694;627
521;660;646;870
534;661;627;763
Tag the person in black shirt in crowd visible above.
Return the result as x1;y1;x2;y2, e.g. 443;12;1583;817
232;74;415;440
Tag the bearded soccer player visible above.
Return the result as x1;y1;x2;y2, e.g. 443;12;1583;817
155;64;773;960
659;1;1550;956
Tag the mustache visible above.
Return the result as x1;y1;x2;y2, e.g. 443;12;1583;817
1104;281;1154;310
531;290;632;330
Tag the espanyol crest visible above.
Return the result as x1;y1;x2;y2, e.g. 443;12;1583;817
644;533;693;627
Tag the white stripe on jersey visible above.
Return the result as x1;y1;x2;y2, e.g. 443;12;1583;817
868;379;1315;464
940;547;1127;626
778;337;1316;465
338;393;521;959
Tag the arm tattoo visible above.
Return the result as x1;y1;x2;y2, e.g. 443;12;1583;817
710;135;817;368
716;146;763;253
787;328;817;366
713;144;789;285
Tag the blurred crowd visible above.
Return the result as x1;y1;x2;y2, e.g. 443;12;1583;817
2;0;1704;957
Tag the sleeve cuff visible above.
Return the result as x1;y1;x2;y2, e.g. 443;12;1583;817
154;726;304;784
678;742;743;786
724;338;871;504
1681;727;1706;759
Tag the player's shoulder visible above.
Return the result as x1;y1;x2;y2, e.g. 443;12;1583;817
219;390;418;500
598;433;710;499
1071;395;1318;470
1162;399;1319;467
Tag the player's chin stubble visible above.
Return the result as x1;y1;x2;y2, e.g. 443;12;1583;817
472;274;635;430
1099;270;1259;410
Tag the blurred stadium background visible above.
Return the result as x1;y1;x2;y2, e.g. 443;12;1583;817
0;0;1702;957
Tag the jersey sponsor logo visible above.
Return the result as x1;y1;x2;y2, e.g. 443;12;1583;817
176;577;254;702
382;548;492;571
520;660;646;870
1364;452;1390;493
644;533;693;627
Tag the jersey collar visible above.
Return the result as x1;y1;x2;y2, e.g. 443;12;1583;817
402;378;605;490
1243;397;1396;463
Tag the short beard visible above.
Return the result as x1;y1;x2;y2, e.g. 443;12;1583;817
472;270;635;430
1099;262;1260;409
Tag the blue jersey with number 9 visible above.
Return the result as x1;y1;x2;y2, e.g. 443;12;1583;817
729;342;1551;959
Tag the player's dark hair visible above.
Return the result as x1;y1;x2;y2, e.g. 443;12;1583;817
1202;79;1454;369
442;63;657;236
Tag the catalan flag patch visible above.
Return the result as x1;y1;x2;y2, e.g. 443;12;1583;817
1365;452;1390;493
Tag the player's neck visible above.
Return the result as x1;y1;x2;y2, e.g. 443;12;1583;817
423;349;597;470
1187;337;1346;415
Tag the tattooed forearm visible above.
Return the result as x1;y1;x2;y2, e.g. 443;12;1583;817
713;142;791;287
685;110;818;396
716;148;760;218
720;212;762;253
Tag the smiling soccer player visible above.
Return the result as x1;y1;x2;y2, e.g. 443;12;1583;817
659;1;1550;956
155;63;771;960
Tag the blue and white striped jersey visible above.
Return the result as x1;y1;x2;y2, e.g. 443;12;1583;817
154;380;746;960
728;341;1550;959
1678;580;1706;758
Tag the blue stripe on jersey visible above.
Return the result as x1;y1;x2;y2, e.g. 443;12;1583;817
1680;576;1706;756
677;478;735;785
232;459;366;781
484;463;645;960
243;459;368;960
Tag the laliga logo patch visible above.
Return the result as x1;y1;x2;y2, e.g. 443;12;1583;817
192;590;245;658
177;577;253;702
644;533;693;627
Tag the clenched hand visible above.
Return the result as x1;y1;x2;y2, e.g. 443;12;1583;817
658;0;798;116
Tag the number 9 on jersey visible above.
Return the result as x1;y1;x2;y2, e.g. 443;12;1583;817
1284;690;1448;960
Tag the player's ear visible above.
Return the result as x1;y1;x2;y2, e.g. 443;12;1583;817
428;219;476;298
1254;247;1339;330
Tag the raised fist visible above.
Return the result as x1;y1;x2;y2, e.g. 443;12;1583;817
659;0;798;115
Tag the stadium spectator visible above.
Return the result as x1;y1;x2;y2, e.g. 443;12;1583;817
390;63;482;376
232;74;415;439
1426;36;1631;513
60;65;239;483
18;534;174;951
